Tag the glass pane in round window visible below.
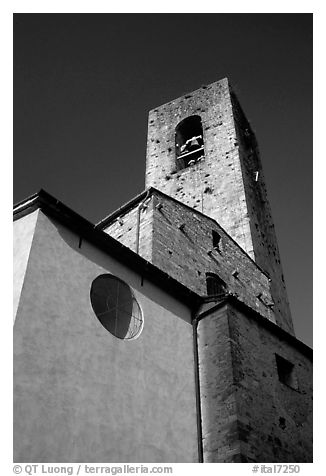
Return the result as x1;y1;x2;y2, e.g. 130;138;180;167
90;274;143;340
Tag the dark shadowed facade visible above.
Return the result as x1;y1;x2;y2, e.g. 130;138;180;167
13;78;312;463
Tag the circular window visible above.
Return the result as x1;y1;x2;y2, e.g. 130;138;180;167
90;274;143;340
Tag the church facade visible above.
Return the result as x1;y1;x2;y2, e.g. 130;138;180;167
13;78;312;463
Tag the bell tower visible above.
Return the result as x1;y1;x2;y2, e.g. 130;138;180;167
145;77;293;334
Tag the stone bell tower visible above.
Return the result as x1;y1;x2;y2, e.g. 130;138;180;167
145;77;293;334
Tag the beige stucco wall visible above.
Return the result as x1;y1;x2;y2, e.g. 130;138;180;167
13;209;39;322
14;211;198;462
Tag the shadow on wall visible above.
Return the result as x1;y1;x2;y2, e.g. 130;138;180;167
53;213;193;325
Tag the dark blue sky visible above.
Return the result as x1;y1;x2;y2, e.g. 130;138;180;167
13;13;312;345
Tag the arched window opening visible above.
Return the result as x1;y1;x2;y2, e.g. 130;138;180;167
90;274;143;340
175;115;204;170
206;273;227;297
212;230;222;251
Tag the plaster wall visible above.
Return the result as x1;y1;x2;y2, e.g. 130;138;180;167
13;209;39;322
14;211;198;463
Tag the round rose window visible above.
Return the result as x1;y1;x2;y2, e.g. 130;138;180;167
90;274;143;340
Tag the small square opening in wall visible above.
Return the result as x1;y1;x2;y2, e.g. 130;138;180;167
275;354;298;390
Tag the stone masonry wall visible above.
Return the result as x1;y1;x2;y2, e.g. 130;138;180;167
228;305;312;462
102;199;154;262
197;305;241;462
151;192;274;322
145;78;254;257
230;92;293;333
145;78;293;334
103;190;275;323
197;302;312;462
